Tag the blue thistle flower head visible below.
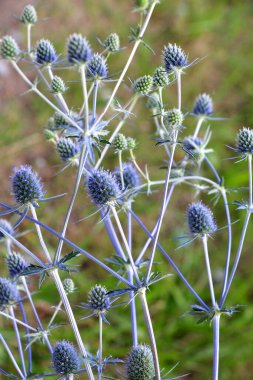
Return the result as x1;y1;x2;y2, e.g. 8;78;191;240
0;219;14;241
236;127;253;154
7;252;28;278
67;33;92;64
36;39;57;64
193;93;213;116
114;163;141;191
11;165;45;206
187;201;217;236
163;43;188;73
0;278;19;309
56;138;79;163
86;53;108;79
87;169;121;206
52;341;80;375
88;284;110;314
126;344;155;380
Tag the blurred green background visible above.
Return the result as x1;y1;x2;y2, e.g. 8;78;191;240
1;0;253;379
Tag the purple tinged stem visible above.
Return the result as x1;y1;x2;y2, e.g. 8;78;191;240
9;306;27;377
19;301;32;374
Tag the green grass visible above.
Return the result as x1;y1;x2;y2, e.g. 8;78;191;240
1;1;253;379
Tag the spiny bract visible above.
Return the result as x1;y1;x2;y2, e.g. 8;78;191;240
67;33;92;63
193;93;213;116
163;43;188;73
36;39;56;64
11;165;45;206
87;169;121;206
52;341;80;375
7;252;28;278
0;278;19;308
126;344;155;380
187;201;217;236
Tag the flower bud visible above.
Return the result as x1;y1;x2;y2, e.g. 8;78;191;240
236;127;253;154
87;169;121;206
133;75;153;96
86;53;108;78
88;284;110;313
163;43;188;73
56;138;79;162
153;66;169;88
104;33;120;52
0;278;19;308
20;5;37;25
164;108;184;128
113;133;128;152
0;36;19;60
126;344;155;380
7;252;28;278
67;33;92;64
36;39;56;64
52;341;79;375
51;76;66;94
187;201;217;236
63;278;75;294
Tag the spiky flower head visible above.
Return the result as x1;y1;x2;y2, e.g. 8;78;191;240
51;76;66;94
164;108;184;128
67;33;92;64
187;201;217;236
146;92;160;111
63;278;75;295
0;219;14;241
236;127;253;154
87;169;121;206
114;163;141;191
163;43;188;73
135;0;149;11
127;137;137;150
56;138;79;163
133;75;153;96
113;133;128;152
0;36;19;60
104;33;120;52
126;344;155;380
153;66;169;88
36;39;56;64
52;341;80;375
0;278;19;309
193;93;213;116
54;112;69;129
183;136;203;160
7;252;28;278
11;165;45;206
86;53;108;78
20;5;37;25
88;285;110;313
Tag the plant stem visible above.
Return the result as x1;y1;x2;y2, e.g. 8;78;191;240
19;301;32;374
138;288;160;380
118;151;124;188
9;306;27;377
47;300;63;328
80;64;90;131
27;24;31;53
0;334;24;378
98;314;103;380
248;154;253;208
51;269;94;380
202;235;216;307
193;117;204;138
212;314;220;380
30;206;51;263
92;79;99;123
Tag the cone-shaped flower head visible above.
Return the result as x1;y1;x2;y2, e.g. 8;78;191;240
193;93;213;116
11;165;45;206
236;127;253;154
0;278;19;308
52;341;80;375
67;33;92;63
51;76;66;94
126;137;137;151
88;284;110;313
7;252;28;278
163;43;188;73
86;53;108;78
153;66;169;88
187;201;217;236
114;163;141;191
0;219;14;241
0;36;19;60
104;33;120;52
63;278;75;295
36;39;56;64
126;344;155;380
112;133;128;152
87;169;121;206
164;108;184;128
57;138;79;163
133;75;153;96
20;5;37;25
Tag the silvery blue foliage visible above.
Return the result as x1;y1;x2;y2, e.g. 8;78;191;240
11;165;45;206
87;169;121;206
52;341;80;375
193;93;213;116
35;39;57;64
67;33;92;63
187;201;217;236
0;278;19;308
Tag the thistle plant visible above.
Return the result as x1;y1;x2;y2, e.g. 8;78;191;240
0;2;251;380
